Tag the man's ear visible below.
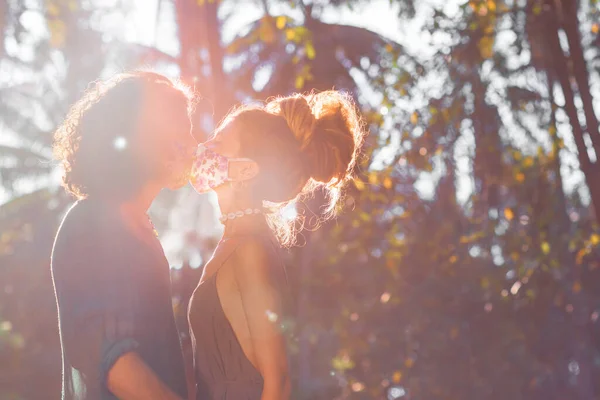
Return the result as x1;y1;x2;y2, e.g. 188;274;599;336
229;159;260;182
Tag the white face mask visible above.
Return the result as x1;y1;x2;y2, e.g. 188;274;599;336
189;144;259;193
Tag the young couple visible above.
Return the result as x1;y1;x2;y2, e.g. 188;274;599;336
51;71;365;400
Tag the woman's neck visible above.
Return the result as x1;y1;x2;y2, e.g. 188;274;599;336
222;214;270;238
217;191;268;238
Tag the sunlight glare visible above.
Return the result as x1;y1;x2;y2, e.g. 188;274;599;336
113;136;127;151
281;202;298;220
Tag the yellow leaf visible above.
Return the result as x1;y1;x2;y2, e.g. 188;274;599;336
305;41;316;60
392;371;402;383
359;212;371;222
197;0;205;5
295;75;304;89
515;172;525;182
383;177;393;189
449;255;458;264
573;281;582;293
504;208;514;221
477;36;494;59
332;354;355;371
385;43;394;53
590;233;600;246
523;157;534;168
275;16;286;29
576;248;586;265
285;28;296;41
354;179;365;191
368;173;378;185
541;241;551;255
404;358;414;368
410;111;418;125
487;0;496;12
593;24;599;34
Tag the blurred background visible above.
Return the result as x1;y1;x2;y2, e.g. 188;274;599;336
2;0;600;399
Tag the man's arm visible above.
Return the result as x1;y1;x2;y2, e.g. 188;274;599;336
107;352;183;400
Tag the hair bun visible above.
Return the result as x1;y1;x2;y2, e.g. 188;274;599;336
278;95;316;150
271;91;364;186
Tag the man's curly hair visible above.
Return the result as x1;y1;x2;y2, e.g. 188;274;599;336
53;71;194;199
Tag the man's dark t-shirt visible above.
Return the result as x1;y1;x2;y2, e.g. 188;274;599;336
51;199;188;400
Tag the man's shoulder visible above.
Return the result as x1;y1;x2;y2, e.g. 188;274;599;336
57;199;116;236
52;199;124;266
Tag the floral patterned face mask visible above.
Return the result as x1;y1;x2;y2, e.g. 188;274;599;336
189;144;259;193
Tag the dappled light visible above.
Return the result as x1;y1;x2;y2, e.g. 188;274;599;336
2;0;600;399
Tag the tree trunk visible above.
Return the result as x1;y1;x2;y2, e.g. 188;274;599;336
559;0;600;160
543;2;600;222
539;3;598;399
199;1;231;121
174;0;203;82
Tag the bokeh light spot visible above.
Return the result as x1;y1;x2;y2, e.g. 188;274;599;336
351;382;365;392
266;310;278;322
113;136;127;151
388;386;406;399
510;281;522;295
1;321;12;332
380;292;391;303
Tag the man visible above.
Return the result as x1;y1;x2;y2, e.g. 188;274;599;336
51;71;197;400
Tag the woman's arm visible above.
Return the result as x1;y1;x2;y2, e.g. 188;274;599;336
107;352;184;400
233;239;291;400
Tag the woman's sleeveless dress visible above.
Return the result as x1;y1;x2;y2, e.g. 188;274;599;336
188;236;282;400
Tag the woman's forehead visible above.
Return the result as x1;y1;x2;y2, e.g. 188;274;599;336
211;120;242;155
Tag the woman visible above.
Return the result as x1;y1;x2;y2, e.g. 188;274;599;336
187;90;366;399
